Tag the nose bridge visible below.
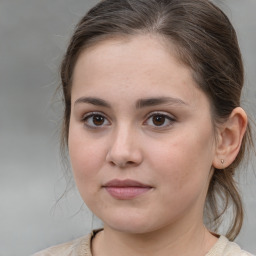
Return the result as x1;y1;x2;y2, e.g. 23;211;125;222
106;122;142;167
111;122;135;158
114;122;132;149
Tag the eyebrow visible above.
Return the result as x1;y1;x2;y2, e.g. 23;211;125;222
74;96;187;108
74;97;111;108
136;97;188;108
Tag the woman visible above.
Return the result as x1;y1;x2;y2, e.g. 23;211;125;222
34;0;254;255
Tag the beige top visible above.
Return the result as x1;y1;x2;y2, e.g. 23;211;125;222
33;230;254;256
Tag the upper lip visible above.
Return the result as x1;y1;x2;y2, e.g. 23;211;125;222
103;179;152;188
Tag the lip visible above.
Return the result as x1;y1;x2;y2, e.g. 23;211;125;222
103;179;152;200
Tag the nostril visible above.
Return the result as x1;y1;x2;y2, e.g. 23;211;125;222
109;161;116;167
108;160;137;168
127;161;136;165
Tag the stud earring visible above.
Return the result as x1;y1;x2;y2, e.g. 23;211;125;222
221;159;224;164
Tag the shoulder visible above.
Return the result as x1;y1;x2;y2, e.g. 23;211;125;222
206;236;255;256
32;233;92;256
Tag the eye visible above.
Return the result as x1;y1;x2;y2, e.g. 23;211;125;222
144;112;175;127
82;112;110;128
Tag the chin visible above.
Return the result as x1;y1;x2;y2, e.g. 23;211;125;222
99;210;162;234
107;223;152;234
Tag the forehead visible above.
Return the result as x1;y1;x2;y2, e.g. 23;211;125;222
72;34;208;109
73;34;183;76
73;34;189;84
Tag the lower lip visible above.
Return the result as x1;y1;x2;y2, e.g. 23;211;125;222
104;186;151;200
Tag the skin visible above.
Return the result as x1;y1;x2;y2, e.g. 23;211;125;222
68;34;247;256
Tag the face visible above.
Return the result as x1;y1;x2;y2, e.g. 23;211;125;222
68;35;217;234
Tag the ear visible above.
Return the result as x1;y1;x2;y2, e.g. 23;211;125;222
212;107;248;169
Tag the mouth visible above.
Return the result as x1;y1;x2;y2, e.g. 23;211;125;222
102;179;153;200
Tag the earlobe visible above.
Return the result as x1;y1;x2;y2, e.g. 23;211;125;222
212;107;248;169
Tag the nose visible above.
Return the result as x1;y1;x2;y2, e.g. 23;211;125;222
106;125;143;168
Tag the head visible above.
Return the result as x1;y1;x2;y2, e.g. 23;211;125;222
60;0;252;240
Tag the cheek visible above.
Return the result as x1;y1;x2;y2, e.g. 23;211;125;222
68;129;105;186
147;126;214;192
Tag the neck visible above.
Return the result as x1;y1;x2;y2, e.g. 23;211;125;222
92;221;218;256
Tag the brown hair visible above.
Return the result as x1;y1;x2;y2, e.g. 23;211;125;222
60;0;253;240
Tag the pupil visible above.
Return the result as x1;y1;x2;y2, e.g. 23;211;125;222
153;115;165;126
93;115;104;125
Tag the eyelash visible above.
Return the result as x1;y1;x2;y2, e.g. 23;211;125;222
82;112;110;129
81;111;176;129
143;112;176;128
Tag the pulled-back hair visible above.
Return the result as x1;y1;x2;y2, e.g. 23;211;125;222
60;0;253;240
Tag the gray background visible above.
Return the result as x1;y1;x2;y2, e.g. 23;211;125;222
0;1;255;255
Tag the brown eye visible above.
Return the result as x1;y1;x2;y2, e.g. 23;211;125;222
93;115;105;126
145;112;175;128
152;115;166;126
83;113;110;128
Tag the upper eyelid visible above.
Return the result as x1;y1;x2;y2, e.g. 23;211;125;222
81;111;108;120
145;111;176;120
